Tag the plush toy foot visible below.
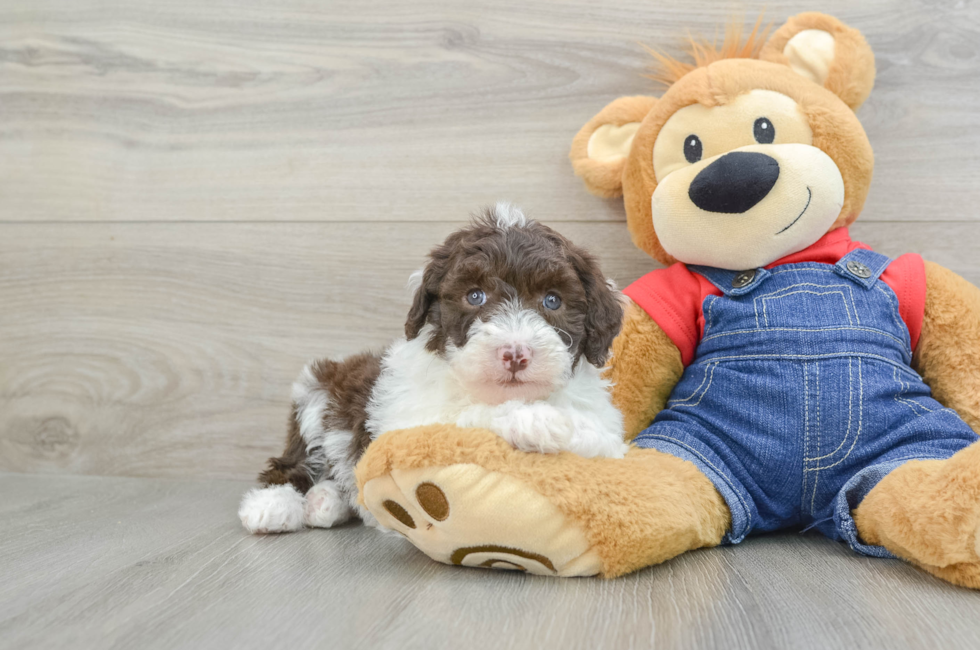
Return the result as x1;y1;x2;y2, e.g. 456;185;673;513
355;424;730;578
854;440;980;589
361;462;600;575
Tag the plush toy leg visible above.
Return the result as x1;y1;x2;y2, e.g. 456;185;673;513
854;440;980;589
355;424;730;578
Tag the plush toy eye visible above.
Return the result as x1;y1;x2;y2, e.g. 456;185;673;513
753;117;775;144
683;135;702;163
542;293;562;310
466;289;486;306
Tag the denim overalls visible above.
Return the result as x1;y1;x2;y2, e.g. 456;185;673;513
634;248;978;555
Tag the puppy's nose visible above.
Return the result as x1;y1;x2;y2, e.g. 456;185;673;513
688;151;780;214
498;344;532;374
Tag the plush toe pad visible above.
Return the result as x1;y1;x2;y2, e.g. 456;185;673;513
362;464;600;576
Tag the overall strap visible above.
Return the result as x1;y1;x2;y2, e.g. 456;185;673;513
687;265;771;297
833;248;892;289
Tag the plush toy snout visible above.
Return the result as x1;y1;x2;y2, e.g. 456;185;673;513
652;143;844;270
687;151;780;214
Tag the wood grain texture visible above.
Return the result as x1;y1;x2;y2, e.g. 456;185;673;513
2;220;978;480
0;0;979;223
3;3;980;644
0;472;978;650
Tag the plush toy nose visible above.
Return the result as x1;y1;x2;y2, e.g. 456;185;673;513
688;151;780;214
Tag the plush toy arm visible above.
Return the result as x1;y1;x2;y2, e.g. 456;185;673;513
605;299;685;440
357;425;729;578
913;261;980;432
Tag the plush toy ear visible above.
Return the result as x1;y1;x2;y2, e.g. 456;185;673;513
570;96;657;198
759;12;875;111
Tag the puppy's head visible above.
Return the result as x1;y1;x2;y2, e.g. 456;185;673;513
406;203;623;405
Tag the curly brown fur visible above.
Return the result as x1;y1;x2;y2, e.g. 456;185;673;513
406;207;622;367
259;351;382;495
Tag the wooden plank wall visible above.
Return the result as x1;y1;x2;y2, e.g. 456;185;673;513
2;0;978;480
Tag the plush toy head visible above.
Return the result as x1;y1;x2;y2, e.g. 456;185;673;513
571;13;876;270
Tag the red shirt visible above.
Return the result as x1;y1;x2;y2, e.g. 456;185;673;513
623;228;927;367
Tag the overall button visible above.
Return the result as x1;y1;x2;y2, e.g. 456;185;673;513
732;270;756;288
847;261;872;278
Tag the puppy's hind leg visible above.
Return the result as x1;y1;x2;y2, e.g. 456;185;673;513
240;372;324;535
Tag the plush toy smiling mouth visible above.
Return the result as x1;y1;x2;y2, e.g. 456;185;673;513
776;186;811;235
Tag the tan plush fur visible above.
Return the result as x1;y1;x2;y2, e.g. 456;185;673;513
759;12;876;111
915;261;980;432
604;300;684;440
570;96;657;197
854;441;980;589
356;424;730;578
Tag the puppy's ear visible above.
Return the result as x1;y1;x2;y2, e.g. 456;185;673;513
405;249;450;340
405;271;436;340
569;247;624;367
759;12;875;111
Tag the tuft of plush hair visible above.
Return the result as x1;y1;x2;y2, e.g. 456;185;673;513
643;15;772;87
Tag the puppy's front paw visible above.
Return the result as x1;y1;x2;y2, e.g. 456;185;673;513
490;403;572;455
304;480;353;528
239;485;306;534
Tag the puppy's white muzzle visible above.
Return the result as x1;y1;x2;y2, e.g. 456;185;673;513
448;303;571;405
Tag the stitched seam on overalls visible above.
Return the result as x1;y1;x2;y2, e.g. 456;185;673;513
668;362;718;407
875;284;912;357
869;453;953;469
767;264;834;277
760;289;856;328
892;366;933;416
806;358;854;463
810;359;864;471
705;295;719;336
693;352;917;375
635;432;753;531
810;362;824;515
802;361;810;515
700;326;908;349
753;282;859;326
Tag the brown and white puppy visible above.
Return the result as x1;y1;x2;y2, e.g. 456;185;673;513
239;204;626;534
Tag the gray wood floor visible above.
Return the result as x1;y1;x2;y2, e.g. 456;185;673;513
2;472;979;650
3;0;980;647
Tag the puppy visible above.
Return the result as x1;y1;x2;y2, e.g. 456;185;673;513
239;204;627;534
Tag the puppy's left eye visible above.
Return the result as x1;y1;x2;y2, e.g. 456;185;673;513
542;293;562;310
466;289;487;306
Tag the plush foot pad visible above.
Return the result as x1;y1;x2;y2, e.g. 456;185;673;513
239;484;306;534
304;480;353;528
362;464;601;576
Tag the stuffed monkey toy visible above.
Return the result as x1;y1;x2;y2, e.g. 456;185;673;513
355;12;980;588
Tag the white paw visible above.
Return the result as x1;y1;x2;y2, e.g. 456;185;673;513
239;485;306;534
304;480;353;528
490;403;573;455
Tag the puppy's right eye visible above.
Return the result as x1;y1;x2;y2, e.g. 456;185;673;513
466;289;486;306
